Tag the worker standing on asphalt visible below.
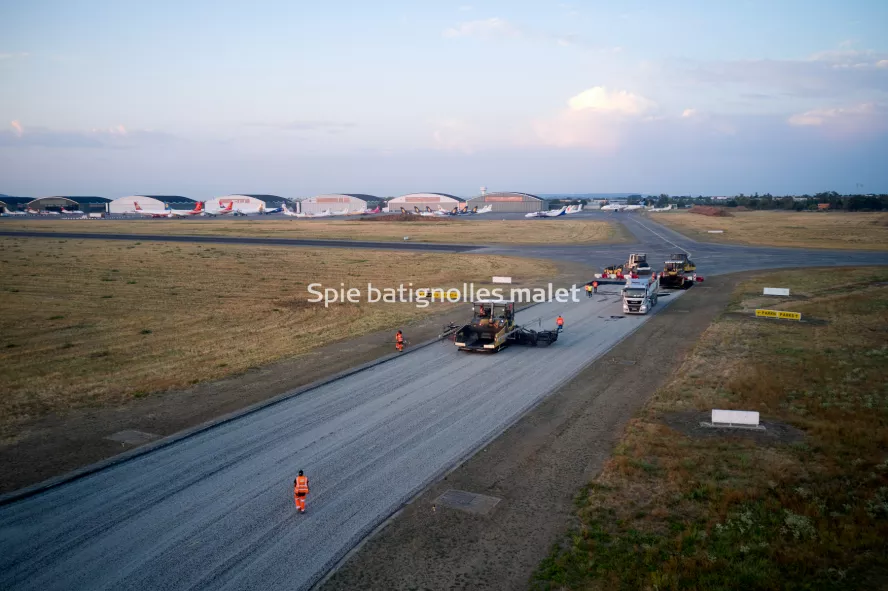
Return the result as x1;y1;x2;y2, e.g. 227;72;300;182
294;470;309;513
556;315;564;332
592;281;599;294
585;283;592;298
396;330;404;352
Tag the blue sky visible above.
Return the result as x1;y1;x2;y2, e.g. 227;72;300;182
1;0;887;197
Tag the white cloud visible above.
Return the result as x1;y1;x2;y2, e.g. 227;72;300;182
567;86;658;115
787;102;881;127
10;120;23;137
878;60;888;69
442;18;521;39
681;108;698;118
533;87;659;150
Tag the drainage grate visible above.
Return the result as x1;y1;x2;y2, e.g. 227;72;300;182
105;430;159;446
434;489;501;515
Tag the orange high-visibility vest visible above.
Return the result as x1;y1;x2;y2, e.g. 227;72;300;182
556;316;564;326
294;475;309;496
396;333;404;343
592;281;598;287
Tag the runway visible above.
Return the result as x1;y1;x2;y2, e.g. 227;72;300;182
0;290;680;591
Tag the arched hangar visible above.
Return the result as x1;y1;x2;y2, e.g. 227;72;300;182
109;196;194;214
0;196;33;213
300;194;376;214
466;191;543;213
28;196;112;213
387;193;464;213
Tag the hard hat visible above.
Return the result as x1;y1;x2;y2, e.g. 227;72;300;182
298;470;303;476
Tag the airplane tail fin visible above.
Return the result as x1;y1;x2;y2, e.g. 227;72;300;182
401;207;408;214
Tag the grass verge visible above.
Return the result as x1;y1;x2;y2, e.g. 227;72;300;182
533;267;888;590
0;217;627;245
0;237;556;439
650;210;888;250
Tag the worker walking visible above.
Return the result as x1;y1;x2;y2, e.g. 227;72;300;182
556;315;564;333
585;283;592;298
294;470;310;513
396;330;405;352
592;281;599;294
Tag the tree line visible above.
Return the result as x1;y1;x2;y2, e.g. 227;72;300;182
627;192;888;211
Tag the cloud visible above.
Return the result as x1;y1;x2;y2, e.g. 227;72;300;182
442;18;521;39
681;108;697;118
248;120;357;134
431;119;486;154
567;86;658;115
533;87;659;150
878;60;888;69
787;102;885;127
0;122;177;149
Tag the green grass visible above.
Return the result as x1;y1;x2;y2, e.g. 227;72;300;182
532;268;888;591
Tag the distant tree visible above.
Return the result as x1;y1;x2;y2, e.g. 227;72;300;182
656;194;670;208
627;195;641;205
725;199;738;207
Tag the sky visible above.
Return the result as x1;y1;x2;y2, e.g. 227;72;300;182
1;0;887;198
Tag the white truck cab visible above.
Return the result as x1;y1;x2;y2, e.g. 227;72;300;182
622;275;658;314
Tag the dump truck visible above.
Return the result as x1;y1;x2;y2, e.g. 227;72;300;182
454;300;558;352
622;275;659;314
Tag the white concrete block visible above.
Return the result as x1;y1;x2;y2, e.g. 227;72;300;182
763;287;790;296
707;230;724;233
492;276;512;284
712;409;759;426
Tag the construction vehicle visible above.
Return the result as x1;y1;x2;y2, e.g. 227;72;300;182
454;300;558;352
622;274;659;314
626;253;651;275
659;256;697;289
670;252;695;273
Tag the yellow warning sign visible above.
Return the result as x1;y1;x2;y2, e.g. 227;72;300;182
755;309;801;321
416;289;461;299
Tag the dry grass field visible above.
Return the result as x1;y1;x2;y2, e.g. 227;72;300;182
534;267;888;590
650;210;888;250
0;237;556;439
0;217;626;245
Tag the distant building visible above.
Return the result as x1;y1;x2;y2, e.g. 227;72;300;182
386;193;464;213
465;191;544;213
0;196;33;213
300;194;376;214
817;203;831;211
109;195;194;214
29;196;112;213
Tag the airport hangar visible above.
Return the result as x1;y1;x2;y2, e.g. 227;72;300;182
386;192;464;212
299;194;377;214
27;196;112;213
465;191;544;213
0;196;33;213
205;195;287;213
109;196;195;213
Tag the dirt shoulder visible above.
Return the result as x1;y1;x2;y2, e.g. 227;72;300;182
320;277;739;590
649;210;888;250
0;262;591;495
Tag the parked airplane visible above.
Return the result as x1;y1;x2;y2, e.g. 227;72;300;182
565;204;583;214
0;210;27;216
170;202;205;217
601;202;644;212
647;204;674;212
60;207;84;214
203;201;235;216
526;206;568;218
475;204;493;214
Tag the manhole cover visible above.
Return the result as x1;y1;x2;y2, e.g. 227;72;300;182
434;489;501;515
105;430;159;446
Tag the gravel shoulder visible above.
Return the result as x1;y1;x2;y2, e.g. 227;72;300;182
320;276;739;590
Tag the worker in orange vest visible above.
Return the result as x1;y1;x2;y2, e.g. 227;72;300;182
396;330;404;352
592;281;599;294
556;315;564;332
294;470;309;513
